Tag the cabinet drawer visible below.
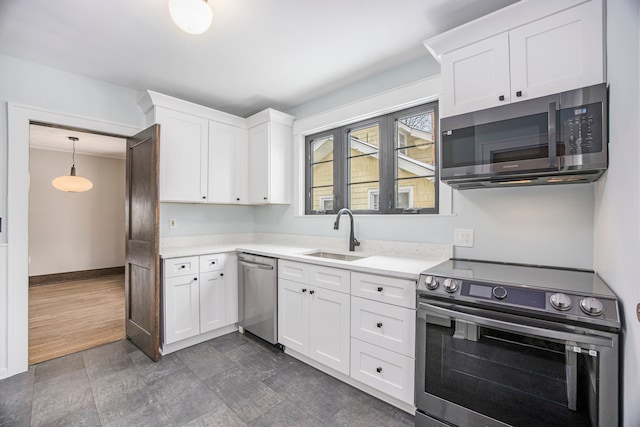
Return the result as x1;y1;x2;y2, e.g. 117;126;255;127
350;338;414;404
199;253;226;273
351;272;416;309
164;256;199;278
310;265;350;293
278;260;310;283
351;296;415;357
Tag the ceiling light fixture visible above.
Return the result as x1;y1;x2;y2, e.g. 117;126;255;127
168;0;213;35
51;136;93;193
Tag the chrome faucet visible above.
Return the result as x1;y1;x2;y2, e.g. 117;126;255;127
333;208;360;252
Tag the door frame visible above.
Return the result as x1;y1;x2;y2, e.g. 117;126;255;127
6;103;140;377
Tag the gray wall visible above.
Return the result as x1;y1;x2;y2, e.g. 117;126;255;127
0;53;145;244
160;203;255;238
594;0;640;425
29;148;125;275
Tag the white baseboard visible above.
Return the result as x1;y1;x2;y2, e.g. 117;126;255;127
160;324;239;355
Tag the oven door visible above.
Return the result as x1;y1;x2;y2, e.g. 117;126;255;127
416;299;618;427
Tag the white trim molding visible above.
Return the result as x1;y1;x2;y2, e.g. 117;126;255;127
5;103;140;377
291;75;452;216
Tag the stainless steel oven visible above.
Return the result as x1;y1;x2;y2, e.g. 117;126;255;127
415;259;620;427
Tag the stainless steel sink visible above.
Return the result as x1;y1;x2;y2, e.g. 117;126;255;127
304;251;367;261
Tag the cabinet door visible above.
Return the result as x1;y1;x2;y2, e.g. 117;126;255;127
350;296;415;358
233;127;249;204
248;122;270;204
199;271;226;333
309;287;350;375
277;279;309;355
155;107;208;202
509;1;603;102
441;33;511;117
224;253;238;325
208;122;249;204
164;275;200;344
350;338;415;404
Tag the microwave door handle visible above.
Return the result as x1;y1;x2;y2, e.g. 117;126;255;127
548;101;558;168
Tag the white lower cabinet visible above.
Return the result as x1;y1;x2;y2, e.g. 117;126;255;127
308;287;350;373
162;253;238;353
349;272;416;405
165;274;200;344
351;296;415;358
278;261;350;375
199;271;226;333
277;260;417;408
350;337;415;404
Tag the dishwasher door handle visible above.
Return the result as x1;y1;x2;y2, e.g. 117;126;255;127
239;260;274;270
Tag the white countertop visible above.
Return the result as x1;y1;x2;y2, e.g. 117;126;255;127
161;242;447;280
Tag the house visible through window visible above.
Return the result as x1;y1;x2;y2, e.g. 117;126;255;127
305;102;438;215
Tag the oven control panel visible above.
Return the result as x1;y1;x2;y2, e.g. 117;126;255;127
418;274;619;327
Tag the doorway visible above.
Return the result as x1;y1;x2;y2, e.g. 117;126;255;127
27;123;127;364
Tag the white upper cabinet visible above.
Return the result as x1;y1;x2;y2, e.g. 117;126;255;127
139;92;294;205
207;121;248;204
508;1;603;102
441;33;511;116
247;109;295;205
430;0;604;117
155;107;209;202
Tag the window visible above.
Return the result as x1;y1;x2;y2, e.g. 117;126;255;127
305;102;438;215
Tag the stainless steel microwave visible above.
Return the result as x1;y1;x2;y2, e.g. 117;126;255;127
440;83;608;189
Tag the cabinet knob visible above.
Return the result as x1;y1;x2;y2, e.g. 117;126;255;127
499;95;505;101
220;273;224;277
310;290;315;295
263;197;268;200
376;367;382;373
516;90;522;97
193;277;198;281
376;322;383;328
236;198;240;201
180;265;186;269
377;287;383;292
302;288;307;293
202;196;206;200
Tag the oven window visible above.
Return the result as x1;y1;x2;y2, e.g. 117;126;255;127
424;316;593;426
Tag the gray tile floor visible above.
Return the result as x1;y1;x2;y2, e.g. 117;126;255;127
0;332;414;426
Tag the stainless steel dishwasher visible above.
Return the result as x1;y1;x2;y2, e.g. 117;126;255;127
237;253;278;344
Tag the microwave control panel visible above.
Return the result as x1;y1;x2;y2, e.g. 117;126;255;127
560;102;603;155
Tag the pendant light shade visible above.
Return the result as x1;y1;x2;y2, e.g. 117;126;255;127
52;137;93;193
168;0;213;35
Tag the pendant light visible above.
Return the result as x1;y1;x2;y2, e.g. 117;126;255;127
51;136;93;193
168;0;213;35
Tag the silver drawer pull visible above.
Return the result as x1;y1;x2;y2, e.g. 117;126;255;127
376;367;382;373
377;287;383;292
376;322;383;328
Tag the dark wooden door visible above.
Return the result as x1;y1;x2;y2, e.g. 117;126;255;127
125;125;161;361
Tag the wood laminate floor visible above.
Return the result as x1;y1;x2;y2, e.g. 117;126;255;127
28;274;125;365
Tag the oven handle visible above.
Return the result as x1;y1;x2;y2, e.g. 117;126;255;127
418;301;614;347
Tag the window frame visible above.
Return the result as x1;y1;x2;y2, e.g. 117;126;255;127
305;101;438;215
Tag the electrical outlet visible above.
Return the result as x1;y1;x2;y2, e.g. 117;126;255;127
169;218;177;229
454;228;474;247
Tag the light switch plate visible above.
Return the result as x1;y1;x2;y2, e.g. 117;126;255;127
454;228;474;247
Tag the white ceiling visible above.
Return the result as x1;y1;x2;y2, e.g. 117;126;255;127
29;124;126;159
0;0;519;119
